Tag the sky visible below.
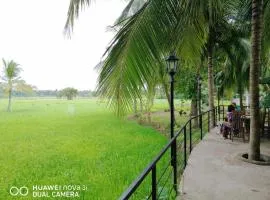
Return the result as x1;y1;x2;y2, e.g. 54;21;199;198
0;0;127;91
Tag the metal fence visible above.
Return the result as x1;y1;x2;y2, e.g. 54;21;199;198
119;106;225;200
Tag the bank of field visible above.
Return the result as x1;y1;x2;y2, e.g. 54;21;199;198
0;99;167;199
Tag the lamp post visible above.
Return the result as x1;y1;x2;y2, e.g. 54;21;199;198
166;53;178;139
197;75;202;115
165;52;179;193
197;75;203;139
217;86;220;108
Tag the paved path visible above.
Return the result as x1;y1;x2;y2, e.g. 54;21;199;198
179;128;270;200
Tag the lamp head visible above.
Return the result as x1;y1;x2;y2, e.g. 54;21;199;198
166;53;179;75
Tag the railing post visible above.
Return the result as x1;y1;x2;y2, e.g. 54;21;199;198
189;120;192;153
152;166;157;200
268;108;270;135
218;106;220;121
208;111;210;132
215;108;217;126
213;108;216;126
214;108;216;124
184;126;187;168
223;106;225;121
200;114;203;140
216;107;218;124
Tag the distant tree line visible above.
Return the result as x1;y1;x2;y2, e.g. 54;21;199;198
0;88;97;98
39;89;97;98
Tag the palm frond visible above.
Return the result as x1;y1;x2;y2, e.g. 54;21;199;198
64;0;92;36
2;59;22;81
114;0;147;26
96;0;210;115
263;0;270;52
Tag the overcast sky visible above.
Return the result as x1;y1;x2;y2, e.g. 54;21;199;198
0;0;127;90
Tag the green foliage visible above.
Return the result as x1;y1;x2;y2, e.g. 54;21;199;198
58;87;78;100
175;64;198;99
63;0;270;117
1;59;24;111
65;0;212;115
1;60;35;95
260;77;270;84
35;90;59;97
1;59;21;81
237;0;270;73
64;0;92;36
0;99;167;199
262;93;270;107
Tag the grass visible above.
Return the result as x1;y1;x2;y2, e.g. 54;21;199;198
131;99;191;137
0;99;168;199
152;99;191;112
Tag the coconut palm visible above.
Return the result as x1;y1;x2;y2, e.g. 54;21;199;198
64;0;147;36
237;0;270;72
214;34;250;110
230;0;270;160
237;0;270;160
65;0;238;117
248;0;263;161
1;59;22;112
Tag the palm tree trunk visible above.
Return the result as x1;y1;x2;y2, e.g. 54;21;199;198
207;37;215;128
7;88;12;112
249;0;263;161
191;97;199;128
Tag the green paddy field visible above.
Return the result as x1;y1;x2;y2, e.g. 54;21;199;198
0;99;167;199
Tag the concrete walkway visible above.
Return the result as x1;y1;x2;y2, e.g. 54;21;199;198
179;128;270;200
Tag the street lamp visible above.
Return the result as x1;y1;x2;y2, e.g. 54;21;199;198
165;52;179;192
166;54;178;77
165;53;179;139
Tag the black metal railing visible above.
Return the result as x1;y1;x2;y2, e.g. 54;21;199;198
119;106;225;200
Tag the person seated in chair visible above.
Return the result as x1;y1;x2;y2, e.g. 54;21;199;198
228;102;236;112
220;103;236;139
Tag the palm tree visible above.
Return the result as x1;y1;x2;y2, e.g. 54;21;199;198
232;0;270;160
214;33;250;110
205;20;241;128
249;0;263;161
1;59;21;112
65;0;238;116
